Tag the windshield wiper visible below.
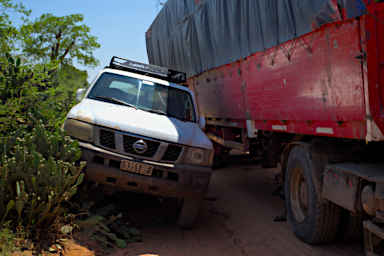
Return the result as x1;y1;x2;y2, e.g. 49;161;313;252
93;96;137;109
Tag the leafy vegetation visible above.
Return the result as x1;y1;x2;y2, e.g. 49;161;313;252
0;0;100;254
0;121;85;225
0;53;87;255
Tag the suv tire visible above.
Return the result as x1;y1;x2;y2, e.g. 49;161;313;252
177;193;204;229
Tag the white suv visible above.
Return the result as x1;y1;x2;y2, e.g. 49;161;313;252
64;57;213;228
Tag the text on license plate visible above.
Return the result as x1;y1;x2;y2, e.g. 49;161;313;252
120;160;154;176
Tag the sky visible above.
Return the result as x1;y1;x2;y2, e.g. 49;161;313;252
19;0;163;81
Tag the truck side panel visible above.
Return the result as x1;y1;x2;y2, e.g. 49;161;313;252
190;19;367;140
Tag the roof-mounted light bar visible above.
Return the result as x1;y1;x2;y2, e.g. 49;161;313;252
109;56;186;84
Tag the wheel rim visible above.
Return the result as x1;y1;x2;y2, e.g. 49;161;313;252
290;165;309;223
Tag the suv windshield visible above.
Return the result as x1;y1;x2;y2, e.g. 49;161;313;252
88;72;196;122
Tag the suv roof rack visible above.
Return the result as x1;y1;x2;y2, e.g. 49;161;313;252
108;56;186;84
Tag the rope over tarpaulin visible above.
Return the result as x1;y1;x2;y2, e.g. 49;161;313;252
146;0;367;78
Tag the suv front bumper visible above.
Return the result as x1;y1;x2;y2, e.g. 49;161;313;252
79;142;212;198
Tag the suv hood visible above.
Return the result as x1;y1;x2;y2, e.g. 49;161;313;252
67;99;212;150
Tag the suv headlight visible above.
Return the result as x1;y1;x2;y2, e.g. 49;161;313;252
183;147;213;167
63;119;94;142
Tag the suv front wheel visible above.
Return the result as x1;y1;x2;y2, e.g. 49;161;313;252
177;193;204;229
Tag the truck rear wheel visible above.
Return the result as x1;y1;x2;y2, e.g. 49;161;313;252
285;146;341;244
177;193;204;229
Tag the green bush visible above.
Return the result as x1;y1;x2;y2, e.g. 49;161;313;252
0;121;85;231
0;1;96;250
0;54;86;245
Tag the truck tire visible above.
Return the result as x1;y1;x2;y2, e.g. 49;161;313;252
177;193;204;229
284;146;341;244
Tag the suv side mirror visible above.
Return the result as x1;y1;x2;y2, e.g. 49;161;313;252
199;116;206;130
76;88;86;101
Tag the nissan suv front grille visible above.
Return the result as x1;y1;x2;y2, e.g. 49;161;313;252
99;128;181;161
99;130;116;149
123;135;160;157
162;144;182;161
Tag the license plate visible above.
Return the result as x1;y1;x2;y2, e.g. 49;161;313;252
120;160;154;176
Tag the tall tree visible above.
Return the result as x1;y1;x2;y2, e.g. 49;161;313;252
20;13;100;67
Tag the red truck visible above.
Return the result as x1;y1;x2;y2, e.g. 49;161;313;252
147;0;384;253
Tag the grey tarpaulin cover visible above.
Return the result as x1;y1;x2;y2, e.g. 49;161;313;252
146;0;366;78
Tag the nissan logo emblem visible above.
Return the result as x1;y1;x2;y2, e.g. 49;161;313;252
133;140;148;154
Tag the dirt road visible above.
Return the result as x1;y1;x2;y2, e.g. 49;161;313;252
112;156;364;256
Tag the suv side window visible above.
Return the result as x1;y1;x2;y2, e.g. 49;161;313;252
168;87;195;122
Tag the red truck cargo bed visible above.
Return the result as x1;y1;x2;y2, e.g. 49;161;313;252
189;4;384;141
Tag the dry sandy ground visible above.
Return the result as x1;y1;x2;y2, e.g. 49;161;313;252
108;157;364;256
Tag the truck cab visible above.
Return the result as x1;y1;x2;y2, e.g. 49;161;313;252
64;57;213;228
